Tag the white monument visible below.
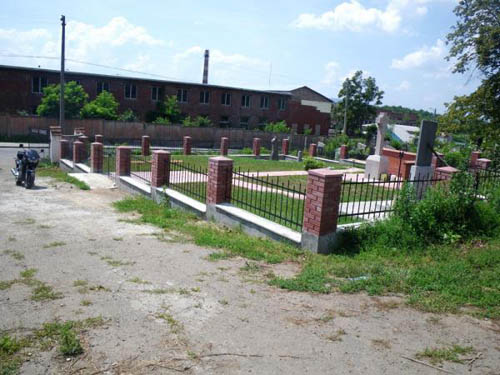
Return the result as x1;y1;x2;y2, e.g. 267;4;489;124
364;112;390;179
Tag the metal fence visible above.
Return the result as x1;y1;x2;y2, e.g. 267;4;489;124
103;148;115;176
338;167;500;223
167;159;208;202
130;154;152;183
231;169;306;231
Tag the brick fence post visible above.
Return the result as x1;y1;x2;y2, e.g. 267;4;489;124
73;140;84;163
434;166;459;181
151;150;170;188
95;134;103;143
90;142;103;173
206;157;233;219
183;136;192;155
220;137;229;156
282;138;289;155
142;135;150;156
253;138;261;156
79;135;89;160
339;145;348;159
476;158;491;170
115;146;131;176
301;168;343;254
309;143;317;157
470;151;480;168
60;139;69;159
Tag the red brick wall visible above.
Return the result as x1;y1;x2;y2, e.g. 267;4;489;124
382;148;416;177
207;157;233;205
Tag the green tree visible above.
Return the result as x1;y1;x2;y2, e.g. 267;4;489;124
36;81;88;119
333;71;384;135
80;91;119;120
442;0;500;150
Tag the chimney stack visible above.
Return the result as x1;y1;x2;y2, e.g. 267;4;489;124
202;49;209;84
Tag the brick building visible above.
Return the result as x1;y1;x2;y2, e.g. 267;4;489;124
0;64;333;135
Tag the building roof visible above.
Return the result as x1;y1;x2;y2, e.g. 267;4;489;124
0;64;293;97
289;86;334;103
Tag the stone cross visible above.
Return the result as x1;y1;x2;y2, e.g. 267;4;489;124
270;136;279;160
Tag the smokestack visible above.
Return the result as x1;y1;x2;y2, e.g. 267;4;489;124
202;49;209;84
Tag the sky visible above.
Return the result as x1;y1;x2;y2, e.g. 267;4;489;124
0;0;482;113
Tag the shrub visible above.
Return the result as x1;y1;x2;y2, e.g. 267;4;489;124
264;121;289;133
240;147;253;154
59;323;83;356
80;91;119;120
118;109;138;122
182;115;212;127
303;157;326;170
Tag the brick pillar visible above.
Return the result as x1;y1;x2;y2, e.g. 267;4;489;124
206;157;233;218
301;168;343;254
183;136;192;155
142;135;150;156
73;141;84;163
476;158;491;170
339;145;348;159
151;150;171;188
220;137;229;156
309;143;317;157
253;138;261;156
115;146;131;176
402;161;415;181
470;151;480;168
79;135;89;160
90;142;103;173
282;138;289;155
95;134;103;143
434;166;459;181
60;139;70;159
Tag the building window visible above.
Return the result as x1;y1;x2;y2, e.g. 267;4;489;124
151;87;162;101
241;95;251;108
219;116;229;128
221;92;231;106
200;90;210;104
177;89;188;103
97;81;109;95
240;116;249;128
32;76;48;94
125;83;136;99
260;96;269;109
278;97;287;111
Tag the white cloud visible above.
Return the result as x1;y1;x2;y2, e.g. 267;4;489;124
291;1;401;33
322;61;341;84
396;80;411;91
291;0;447;33
0;28;51;42
391;39;445;69
122;54;153;72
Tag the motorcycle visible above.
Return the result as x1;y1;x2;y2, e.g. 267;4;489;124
11;144;42;189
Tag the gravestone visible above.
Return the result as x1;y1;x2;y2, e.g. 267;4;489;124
410;120;438;197
270;137;279;160
364;113;390;179
297;150;303;162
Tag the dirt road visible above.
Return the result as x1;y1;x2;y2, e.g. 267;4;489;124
0;148;499;374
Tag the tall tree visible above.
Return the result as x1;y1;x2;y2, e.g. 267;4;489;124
441;0;500;150
36;81;88;119
334;71;384;135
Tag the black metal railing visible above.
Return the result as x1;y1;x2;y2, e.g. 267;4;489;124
130;154;152;183
103;148;115;176
231;169;306;231
168;159;208;202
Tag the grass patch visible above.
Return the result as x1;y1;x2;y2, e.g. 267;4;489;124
80;299;92;306
31;283;63;301
43;241;66;249
113;196;301;264
37;166;90;190
127;277;151;284
156;312;183;334
20;268;37;278
100;256;135;267
416;345;475;364
3;250;24;261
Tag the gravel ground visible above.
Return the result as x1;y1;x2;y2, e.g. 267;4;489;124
0;148;499;375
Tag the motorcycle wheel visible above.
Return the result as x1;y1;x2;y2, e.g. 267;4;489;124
16;180;22;186
25;174;34;189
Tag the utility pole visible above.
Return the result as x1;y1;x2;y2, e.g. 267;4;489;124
342;87;348;135
59;15;66;133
